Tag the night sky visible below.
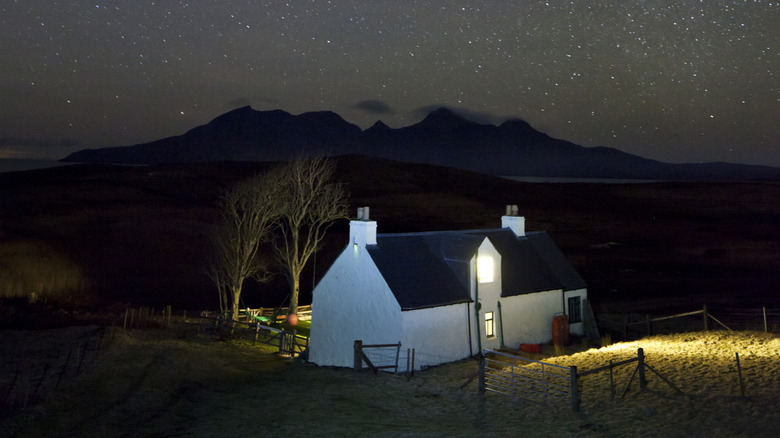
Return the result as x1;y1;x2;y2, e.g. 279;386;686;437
2;1;778;166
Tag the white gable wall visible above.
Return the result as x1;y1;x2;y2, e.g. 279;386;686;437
309;244;402;368
474;239;503;352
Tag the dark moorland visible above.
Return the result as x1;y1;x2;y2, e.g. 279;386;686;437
0;155;778;327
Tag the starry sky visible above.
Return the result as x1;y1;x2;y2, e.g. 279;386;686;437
1;1;778;166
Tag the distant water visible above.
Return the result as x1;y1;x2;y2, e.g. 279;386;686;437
502;176;662;184
0;159;75;173
0;160;666;183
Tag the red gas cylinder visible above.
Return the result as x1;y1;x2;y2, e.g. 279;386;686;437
519;343;542;353
552;314;570;347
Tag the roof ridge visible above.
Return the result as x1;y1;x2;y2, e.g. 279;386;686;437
376;227;509;237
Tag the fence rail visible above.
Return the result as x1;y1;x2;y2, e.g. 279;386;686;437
598;305;779;341
195;316;308;357
479;348;678;412
239;306;313;322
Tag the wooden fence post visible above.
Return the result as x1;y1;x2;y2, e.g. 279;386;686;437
570;365;579;412
478;355;486;395
609;359;615;400
638;348;647;391
353;340;363;371
703;305;709;331
736;353;745;397
394;342;401;374
623;314;629;340
646;314;651;336
763;306;768;332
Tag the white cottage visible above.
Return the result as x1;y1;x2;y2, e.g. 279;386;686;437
309;206;587;371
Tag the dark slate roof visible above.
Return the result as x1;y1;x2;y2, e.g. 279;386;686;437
366;233;475;311
526;232;588;291
366;227;586;311
465;229;565;297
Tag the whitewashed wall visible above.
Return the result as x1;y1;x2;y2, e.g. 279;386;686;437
399;303;472;371
564;288;588;336
309;244;402;368
498;289;564;347
474;239;503;351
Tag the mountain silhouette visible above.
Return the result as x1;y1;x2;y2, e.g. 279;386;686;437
63;106;779;180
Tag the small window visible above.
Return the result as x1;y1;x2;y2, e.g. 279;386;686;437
477;255;494;283
568;297;582;324
485;311;495;338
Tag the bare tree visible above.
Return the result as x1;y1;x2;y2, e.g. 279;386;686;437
207;173;281;322
273;156;348;316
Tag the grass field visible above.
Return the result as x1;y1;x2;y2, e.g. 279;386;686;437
1;325;778;437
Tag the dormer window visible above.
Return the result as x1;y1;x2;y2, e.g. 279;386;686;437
477;255;494;283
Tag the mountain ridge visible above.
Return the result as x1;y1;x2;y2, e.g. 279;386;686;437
62;107;780;181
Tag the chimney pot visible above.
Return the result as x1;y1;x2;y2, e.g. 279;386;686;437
501;205;525;237
350;206;377;247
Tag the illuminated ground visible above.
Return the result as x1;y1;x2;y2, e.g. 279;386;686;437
2;327;778;437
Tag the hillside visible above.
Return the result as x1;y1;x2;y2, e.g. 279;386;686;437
1;156;778;319
62;107;780;181
1;328;778;436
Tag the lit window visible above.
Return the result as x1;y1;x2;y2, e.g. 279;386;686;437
477;255;494;283
485;311;495;338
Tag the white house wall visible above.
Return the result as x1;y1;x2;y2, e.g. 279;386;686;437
474;239;503;352
309;245;402;369
399;303;472;372
564;288;588;336
498;289;564;346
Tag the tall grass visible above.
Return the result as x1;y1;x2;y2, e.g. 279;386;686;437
0;239;86;302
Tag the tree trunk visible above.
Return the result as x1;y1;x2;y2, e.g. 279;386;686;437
289;275;299;316
231;284;242;322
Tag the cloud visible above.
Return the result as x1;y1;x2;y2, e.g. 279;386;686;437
0;138;80;148
226;97;252;108
411;105;506;126
352;100;395;115
224;96;280;110
0;138;82;159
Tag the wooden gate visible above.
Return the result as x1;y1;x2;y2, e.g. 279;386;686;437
353;340;402;374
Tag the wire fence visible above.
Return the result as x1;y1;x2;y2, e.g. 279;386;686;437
597;305;779;341
0;326;108;415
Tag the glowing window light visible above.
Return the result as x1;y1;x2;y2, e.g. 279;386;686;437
485;311;495;338
477;255;494;283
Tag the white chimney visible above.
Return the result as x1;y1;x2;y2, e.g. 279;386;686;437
501;204;525;237
350;206;377;247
